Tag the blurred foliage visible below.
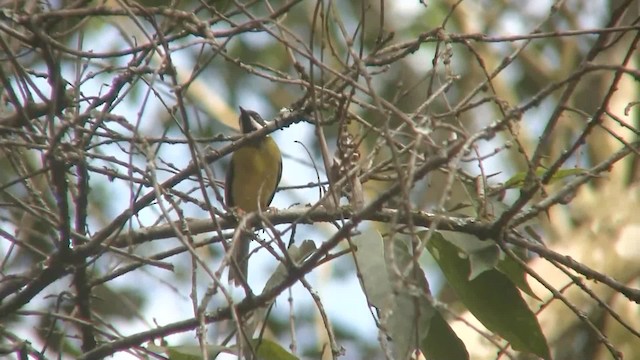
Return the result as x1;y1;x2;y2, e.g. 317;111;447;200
0;0;638;359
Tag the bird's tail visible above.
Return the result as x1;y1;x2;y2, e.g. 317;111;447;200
228;232;251;286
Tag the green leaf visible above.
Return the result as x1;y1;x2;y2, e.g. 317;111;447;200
251;338;299;360
422;312;469;360
495;249;541;300
425;232;550;360
242;240;317;345
262;240;317;293
440;231;499;280
353;229;436;360
93;284;146;320
440;231;539;299
147;343;227;360
468;244;500;280
352;229;392;310
147;339;299;360
504;167;585;189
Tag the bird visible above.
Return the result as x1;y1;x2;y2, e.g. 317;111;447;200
225;107;282;285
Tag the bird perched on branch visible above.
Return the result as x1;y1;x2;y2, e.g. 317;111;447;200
225;107;282;285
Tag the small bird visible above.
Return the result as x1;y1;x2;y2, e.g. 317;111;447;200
225;107;282;285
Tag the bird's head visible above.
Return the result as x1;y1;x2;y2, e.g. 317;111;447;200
238;107;267;134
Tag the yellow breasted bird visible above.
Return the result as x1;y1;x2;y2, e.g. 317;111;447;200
226;107;282;285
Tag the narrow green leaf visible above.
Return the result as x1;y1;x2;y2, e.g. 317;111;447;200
496;249;541;300
422;312;469;360
262;240;317;293
425;232;550;360
504;167;585;189
231;240;317;346
251;338;299;360
147;343;226;360
352;229;392;310
153;339;299;360
353;229;436;360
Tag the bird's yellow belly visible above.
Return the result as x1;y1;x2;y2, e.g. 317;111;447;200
229;143;281;212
